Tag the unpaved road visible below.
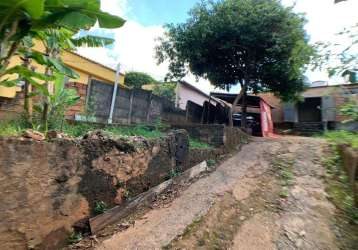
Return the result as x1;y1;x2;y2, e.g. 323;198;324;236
94;136;357;250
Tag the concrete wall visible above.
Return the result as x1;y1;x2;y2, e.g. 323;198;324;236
172;124;247;148
0;130;189;249
88;80;185;125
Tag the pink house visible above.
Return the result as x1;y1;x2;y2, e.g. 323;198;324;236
175;81;217;110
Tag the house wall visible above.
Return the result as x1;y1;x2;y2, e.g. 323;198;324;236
176;83;211;110
276;84;358;126
0;41;125;100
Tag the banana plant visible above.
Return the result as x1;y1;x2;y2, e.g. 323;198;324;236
0;0;125;82
0;0;125;134
33;73;80;133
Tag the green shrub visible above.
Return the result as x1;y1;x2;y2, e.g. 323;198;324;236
0;117;30;137
207;159;216;167
94;201;108;215
68;230;82;244
189;138;212;149
323;131;358;149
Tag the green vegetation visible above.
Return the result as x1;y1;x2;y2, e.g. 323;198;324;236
152;82;177;102
167;168;182;179
323;151;358;224
94;201;108;215
0;118;167;139
105;125;163;139
124;71;158;89
156;0;313;127
0;0;125;135
340;100;358;123
68;230;82;244
189;138;212;149
273;157;294;187
322;131;358;149
272;156;294;199
207;159;216;168
0;119;26;137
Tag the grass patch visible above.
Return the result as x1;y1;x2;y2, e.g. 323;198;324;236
189;138;212;149
323;149;358;224
207;159;216;167
68;230;82;244
0;117;166;139
272;157;295;187
104;124;163;139
321;130;358;149
0;117;31;137
93;201;108;215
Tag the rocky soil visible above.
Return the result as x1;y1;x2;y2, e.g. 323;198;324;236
69;136;358;250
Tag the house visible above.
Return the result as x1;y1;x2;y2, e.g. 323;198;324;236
175;81;217;110
275;83;358;132
0;41;125;121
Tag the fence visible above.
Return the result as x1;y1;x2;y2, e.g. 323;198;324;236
87;79;184;125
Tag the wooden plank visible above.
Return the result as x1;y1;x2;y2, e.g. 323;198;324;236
89;161;208;234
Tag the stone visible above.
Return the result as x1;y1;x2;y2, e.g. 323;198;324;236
22;129;45;141
299;230;306;237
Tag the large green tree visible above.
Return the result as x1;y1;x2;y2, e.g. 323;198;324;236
124;71;157;89
156;0;313;127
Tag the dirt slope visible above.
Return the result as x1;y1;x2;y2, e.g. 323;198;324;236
92;136;356;250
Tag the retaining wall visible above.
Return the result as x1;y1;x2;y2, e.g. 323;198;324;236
0;130;189;249
172;124;247;148
338;144;358;207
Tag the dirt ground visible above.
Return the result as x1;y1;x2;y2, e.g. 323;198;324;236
73;136;358;250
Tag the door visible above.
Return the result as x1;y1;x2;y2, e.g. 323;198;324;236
283;102;298;123
322;95;336;122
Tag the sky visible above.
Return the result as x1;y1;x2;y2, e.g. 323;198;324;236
77;0;358;94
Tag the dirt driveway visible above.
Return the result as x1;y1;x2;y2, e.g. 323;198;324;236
94;136;357;250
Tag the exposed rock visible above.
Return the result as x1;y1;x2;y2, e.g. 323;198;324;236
22;129;45;141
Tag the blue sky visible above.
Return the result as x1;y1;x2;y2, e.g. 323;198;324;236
125;0;197;26
77;0;358;94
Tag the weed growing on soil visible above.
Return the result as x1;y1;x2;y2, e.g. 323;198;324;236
207;159;216;167
68;230;83;244
322;131;358;149
323;150;358;224
166;168;182;180
94;201;108;215
273;157;294;187
189;138;212;149
105;125;163;139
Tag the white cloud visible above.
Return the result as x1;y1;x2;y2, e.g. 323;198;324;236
78;0;358;94
282;0;358;83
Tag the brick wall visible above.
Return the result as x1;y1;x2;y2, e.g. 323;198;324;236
0;82;88;121
65;82;88;119
0;92;24;121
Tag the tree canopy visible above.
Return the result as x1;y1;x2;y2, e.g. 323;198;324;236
124;71;158;89
156;0;313;126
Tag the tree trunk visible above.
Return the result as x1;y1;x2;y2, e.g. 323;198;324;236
23;56;33;123
42;65;51;135
241;89;248;130
229;87;245;127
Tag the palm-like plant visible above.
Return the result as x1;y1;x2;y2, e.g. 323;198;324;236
0;0;125;134
0;0;125;83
